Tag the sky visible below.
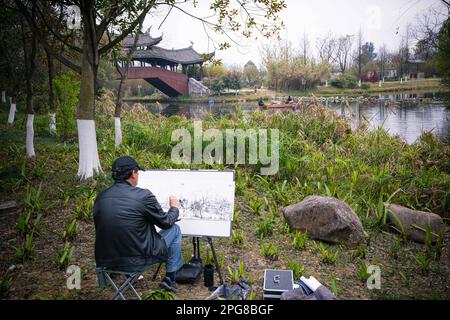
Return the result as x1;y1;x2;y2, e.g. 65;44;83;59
142;0;447;68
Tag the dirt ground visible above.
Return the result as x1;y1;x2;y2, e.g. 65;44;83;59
1;195;449;300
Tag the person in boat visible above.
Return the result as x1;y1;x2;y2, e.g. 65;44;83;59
286;95;293;104
258;97;265;107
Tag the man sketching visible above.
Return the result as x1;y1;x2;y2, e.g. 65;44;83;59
94;156;183;292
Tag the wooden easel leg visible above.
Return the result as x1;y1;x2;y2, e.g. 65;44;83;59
207;237;224;285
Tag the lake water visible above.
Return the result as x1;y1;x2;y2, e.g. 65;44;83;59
144;92;450;144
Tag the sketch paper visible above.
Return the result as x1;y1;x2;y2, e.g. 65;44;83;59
137;170;235;238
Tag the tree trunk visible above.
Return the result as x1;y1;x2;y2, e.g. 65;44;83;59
1;91;5;103
7;95;16;124
76;26;102;179
26;75;35;158
46;50;56;134
24;21;37;158
114;117;122;147
114;75;124;147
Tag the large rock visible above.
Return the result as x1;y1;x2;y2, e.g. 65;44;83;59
386;204;445;243
281;196;364;248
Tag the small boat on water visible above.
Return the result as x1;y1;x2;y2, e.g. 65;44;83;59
261;103;296;109
263;103;295;109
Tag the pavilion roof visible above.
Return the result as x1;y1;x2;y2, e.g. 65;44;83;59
131;46;214;65
122;32;162;48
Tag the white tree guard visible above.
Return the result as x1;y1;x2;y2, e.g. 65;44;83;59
26;114;35;158
1;91;5;103
7;102;16;124
49;113;56;133
114;117;122;147
77;119;102;179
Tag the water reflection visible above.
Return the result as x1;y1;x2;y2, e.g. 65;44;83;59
145;95;450;144
328;101;450;144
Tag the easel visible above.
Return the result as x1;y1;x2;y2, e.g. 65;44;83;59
152;236;224;285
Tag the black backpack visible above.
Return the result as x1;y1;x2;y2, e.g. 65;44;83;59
175;256;203;284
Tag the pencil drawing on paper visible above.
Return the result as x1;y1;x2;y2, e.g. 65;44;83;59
159;191;233;221
178;196;233;221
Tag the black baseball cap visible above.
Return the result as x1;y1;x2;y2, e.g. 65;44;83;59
112;156;144;180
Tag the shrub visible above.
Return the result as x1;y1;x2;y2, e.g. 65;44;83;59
330;74;358;89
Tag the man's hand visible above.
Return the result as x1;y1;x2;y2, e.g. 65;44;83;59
169;196;180;208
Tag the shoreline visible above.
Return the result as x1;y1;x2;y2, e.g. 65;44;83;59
123;80;446;104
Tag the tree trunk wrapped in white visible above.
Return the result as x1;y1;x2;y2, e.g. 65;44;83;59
7;101;16;124
77;119;102;179
49;113;56;133
1;91;5;103
26;114;35;158
114;117;122;147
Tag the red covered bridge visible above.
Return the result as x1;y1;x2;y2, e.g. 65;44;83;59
118;66;189;97
117;32;213;97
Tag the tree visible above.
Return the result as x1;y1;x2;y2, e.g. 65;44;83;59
0;3;24;125
299;31;310;65
436;16;450;97
316;32;336;65
378;44;389;81
21;13;38;158
354;28;363;80
334;35;353;73
15;0;287;179
262;40;331;91
243;60;259;87
361;42;377;64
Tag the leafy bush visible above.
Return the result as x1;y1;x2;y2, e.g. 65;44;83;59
330;74;358;89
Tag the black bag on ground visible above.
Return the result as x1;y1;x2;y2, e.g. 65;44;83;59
175;257;202;284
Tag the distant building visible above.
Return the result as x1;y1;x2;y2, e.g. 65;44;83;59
380;68;397;80
405;59;426;79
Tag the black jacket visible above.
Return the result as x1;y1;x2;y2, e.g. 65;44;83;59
94;181;179;271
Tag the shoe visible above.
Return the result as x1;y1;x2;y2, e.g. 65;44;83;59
159;277;178;293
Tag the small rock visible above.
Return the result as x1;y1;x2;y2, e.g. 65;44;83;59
386;204;445;243
281;196;365;248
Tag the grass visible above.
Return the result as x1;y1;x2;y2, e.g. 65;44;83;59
292;231;308;250
261;243;279;261
0;91;449;300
